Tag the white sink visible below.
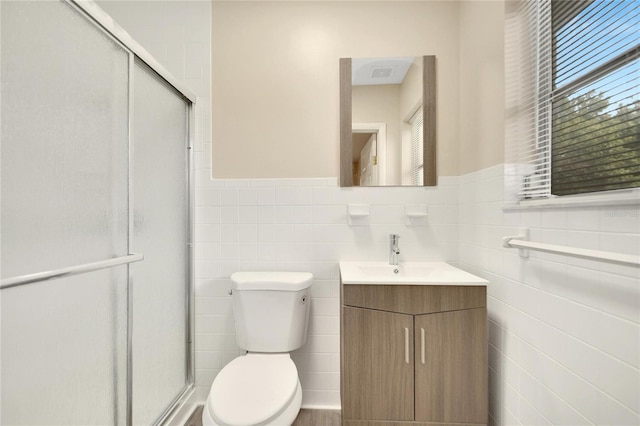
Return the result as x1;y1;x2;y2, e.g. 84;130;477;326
339;261;488;286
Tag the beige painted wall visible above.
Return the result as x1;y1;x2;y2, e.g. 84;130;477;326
352;84;402;185
458;0;505;175
400;57;423;121
212;1;460;179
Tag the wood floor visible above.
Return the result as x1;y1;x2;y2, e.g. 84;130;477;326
185;405;341;426
292;409;342;425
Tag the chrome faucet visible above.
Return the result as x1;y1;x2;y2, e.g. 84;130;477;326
389;234;400;265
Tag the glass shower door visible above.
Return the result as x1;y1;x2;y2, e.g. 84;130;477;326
131;61;190;425
1;1;130;424
1;1;193;425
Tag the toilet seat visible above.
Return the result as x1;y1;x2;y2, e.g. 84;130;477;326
206;354;299;426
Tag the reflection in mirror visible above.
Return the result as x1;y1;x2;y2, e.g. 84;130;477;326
340;56;436;187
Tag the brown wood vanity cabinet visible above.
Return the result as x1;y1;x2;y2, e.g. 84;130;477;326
340;284;488;426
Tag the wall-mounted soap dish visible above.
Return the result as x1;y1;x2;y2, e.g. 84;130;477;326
348;204;370;226
405;204;428;226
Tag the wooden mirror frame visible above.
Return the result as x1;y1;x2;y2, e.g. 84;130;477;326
340;55;436;187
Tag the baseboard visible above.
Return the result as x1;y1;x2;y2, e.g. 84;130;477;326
300;404;342;411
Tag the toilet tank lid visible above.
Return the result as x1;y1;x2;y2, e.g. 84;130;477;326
231;272;313;291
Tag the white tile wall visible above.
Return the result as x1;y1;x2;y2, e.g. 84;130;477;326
193;177;460;407
459;164;640;425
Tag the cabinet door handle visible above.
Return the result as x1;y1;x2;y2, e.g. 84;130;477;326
404;327;409;364
421;328;425;364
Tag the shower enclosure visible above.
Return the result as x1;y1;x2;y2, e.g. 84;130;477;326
1;1;194;424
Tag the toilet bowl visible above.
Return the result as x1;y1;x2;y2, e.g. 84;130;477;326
202;354;302;426
202;272;312;426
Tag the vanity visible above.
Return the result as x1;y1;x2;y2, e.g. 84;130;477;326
339;261;489;426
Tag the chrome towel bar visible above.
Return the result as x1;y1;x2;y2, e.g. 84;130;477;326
503;228;639;268
0;253;144;290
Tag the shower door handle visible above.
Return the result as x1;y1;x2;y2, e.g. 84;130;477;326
0;253;144;290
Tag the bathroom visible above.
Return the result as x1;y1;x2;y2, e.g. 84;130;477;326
1;0;638;425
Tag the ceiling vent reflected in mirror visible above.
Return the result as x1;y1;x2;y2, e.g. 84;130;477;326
352;57;414;86
370;67;393;79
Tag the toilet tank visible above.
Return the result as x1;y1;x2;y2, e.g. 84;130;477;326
230;271;313;352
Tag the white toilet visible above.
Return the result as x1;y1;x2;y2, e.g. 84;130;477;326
202;271;313;426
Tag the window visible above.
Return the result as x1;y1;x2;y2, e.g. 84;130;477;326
505;0;640;201
410;106;424;186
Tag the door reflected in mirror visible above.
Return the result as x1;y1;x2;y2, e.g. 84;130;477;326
340;56;436;187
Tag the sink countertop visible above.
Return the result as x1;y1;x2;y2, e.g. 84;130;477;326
339;261;488;286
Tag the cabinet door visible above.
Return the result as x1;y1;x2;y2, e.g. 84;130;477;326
342;306;414;421
415;308;488;424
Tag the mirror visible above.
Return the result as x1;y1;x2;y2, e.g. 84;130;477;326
340;56;436;187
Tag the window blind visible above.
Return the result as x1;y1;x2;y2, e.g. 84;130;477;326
504;0;553;200
550;0;640;196
410;107;424;186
